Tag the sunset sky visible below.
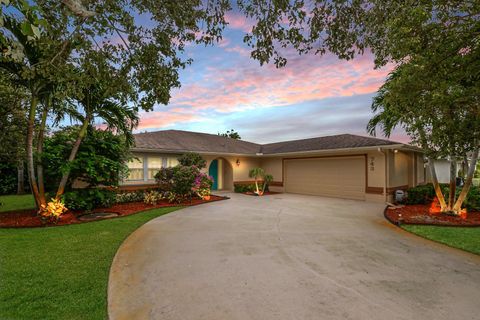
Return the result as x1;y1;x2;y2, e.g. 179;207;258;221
136;12;407;144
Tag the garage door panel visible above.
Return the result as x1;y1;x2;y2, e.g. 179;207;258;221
285;157;365;200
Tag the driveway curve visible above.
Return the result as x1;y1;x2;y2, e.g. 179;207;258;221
108;193;480;320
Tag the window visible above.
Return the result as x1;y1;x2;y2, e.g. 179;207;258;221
166;157;179;167
148;157;163;180
127;158;144;181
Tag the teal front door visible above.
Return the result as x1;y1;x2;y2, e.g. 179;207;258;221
209;159;218;190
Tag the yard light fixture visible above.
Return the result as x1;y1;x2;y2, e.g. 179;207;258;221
236;159;240;166
394;149;399;154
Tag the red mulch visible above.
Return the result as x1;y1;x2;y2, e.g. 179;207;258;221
385;204;480;227
243;191;282;196
0;195;227;228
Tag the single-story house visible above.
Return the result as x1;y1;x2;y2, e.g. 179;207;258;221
122;130;427;203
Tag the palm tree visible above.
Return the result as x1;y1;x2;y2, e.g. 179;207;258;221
248;167;265;195
55;80;139;198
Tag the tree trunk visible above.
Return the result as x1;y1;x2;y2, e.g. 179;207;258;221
17;160;25;195
254;178;260;194
447;158;457;211
428;158;447;211
26;95;44;209
36;105;49;202
453;149;479;213
55;118;90;199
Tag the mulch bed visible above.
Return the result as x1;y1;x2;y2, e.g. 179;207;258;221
0;195;227;228
385;204;480;227
242;191;282;196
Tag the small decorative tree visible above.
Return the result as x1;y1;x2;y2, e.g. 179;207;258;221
249;168;266;195
262;174;274;194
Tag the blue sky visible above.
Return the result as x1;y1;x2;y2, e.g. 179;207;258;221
135;11;408;144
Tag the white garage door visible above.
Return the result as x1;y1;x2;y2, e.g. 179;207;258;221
284;156;366;200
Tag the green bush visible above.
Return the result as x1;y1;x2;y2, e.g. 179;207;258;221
0;162;18;195
234;183;266;193
62;189;116;211
464;186;480;211
115;190;146;203
171;165;200;199
405;184;436;204
406;183;480;211
42;126;130;191
177;152;206;169
154;167;175;191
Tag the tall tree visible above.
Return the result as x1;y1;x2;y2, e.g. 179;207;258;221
367;58;479;214
0;0;230;208
219;129;241;140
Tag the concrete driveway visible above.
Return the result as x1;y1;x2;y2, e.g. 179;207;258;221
108;193;480;320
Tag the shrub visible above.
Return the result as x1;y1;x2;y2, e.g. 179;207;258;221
192;172;213;199
171;165;201;199
234;183;266;193
39;198;68;223
177;152;206;169
154;167;175;191
464;186;480;211
62;189;116;211
406;183;480;211
405;184;436;204
164;191;181;203
115;190;146;203
0;162;18;195
42;126;130;191
143;191;163;205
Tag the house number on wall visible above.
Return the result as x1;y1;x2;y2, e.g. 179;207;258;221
369;157;375;171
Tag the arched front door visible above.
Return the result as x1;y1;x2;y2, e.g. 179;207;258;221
209;159;219;190
208;158;233;191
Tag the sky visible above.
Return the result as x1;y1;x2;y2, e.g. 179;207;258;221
135;12;408;144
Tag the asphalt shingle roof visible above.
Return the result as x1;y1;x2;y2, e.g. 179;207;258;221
133;130;401;155
261;134;399;154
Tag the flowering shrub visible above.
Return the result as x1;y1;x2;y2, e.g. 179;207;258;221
144;191;163;205
39;198;68;223
192;172;213;199
171;165;201;199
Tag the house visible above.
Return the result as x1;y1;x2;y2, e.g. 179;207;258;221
123;130;426;203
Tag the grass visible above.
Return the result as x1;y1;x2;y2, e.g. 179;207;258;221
0;194;36;212
402;225;480;255
0;206;181;320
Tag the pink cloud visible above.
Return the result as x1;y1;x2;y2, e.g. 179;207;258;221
138;111;203;130
225;12;255;32
170;50;392;114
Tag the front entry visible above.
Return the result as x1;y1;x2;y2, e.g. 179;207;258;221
209;159;218;190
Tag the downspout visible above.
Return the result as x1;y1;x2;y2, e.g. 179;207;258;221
378;148;388;202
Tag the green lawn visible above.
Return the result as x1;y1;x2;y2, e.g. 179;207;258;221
0;206;181;320
402;225;480;255
0;194;36;212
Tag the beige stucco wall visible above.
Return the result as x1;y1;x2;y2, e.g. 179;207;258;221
260;157;283;182
366;151;385;188
388;150;410;188
416;154;426;184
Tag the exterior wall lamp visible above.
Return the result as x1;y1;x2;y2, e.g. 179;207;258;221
236;159;240;166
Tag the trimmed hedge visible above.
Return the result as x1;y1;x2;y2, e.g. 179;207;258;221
406;183;480;211
62;189;116;211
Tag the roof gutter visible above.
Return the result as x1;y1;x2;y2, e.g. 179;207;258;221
131;143;423;157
